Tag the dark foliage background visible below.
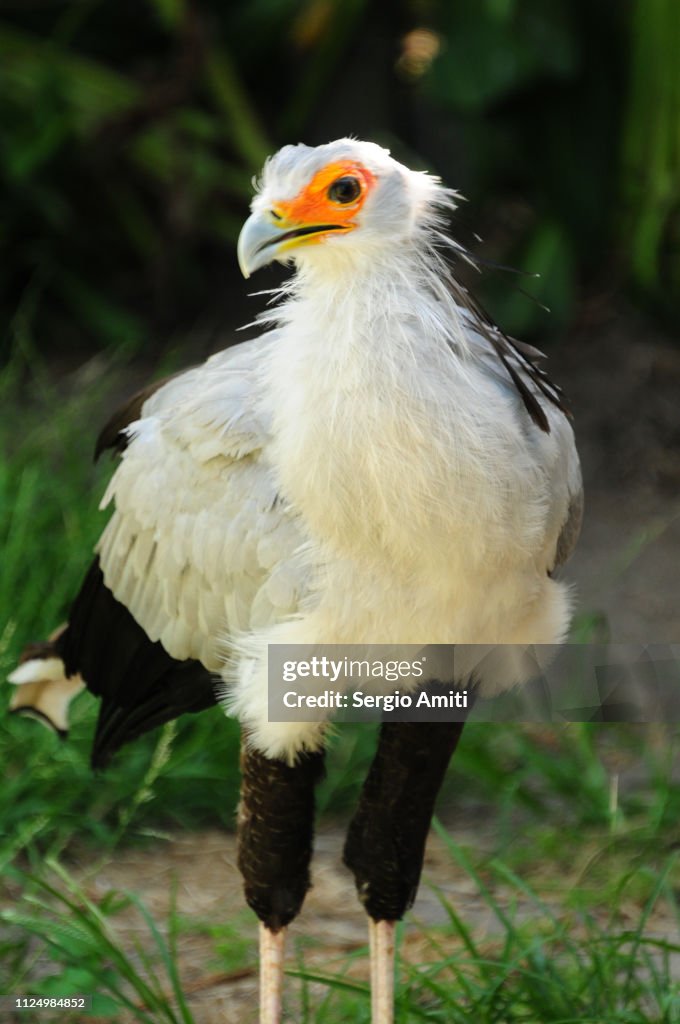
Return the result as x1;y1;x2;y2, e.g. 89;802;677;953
1;0;678;362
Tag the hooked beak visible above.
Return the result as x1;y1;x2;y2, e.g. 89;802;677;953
237;210;348;278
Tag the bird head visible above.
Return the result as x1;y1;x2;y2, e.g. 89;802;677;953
237;139;453;278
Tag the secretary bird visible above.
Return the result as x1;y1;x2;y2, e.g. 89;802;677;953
9;138;582;1023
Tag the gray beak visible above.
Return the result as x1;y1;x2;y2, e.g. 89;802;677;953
237;210;347;278
237;211;287;279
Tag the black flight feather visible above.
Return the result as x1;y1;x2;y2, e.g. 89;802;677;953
57;559;217;768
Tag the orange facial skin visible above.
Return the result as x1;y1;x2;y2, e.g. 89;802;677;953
271;161;377;251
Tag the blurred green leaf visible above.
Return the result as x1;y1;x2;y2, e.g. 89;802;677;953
148;0;187;31
204;44;270;172
57;273;146;351
427;0;577;113
621;0;680;305
0;25;139;133
278;0;367;138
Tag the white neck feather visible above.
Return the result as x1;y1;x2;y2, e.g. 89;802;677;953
264;237;471;375
256;241;494;571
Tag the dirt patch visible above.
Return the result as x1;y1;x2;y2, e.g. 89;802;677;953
63;815;680;1023
66;825;488;1023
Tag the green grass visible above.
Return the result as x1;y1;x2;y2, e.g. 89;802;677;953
2;350;680;1020
3;825;680;1022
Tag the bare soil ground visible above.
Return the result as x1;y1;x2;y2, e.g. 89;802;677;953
72;825;477;1023
70;816;680;1023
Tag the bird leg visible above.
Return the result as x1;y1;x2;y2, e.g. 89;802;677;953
343;720;467;1022
369;918;395;1024
237;738;325;1023
259;923;285;1024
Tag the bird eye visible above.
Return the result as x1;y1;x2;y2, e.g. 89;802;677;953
327;176;362;205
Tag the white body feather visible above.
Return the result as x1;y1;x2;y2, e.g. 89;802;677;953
97;236;581;760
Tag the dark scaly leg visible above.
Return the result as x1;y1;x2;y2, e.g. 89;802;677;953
237;738;325;1023
343;720;467;1023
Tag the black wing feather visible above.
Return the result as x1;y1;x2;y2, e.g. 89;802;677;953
57;559;217;768
446;273;571;432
